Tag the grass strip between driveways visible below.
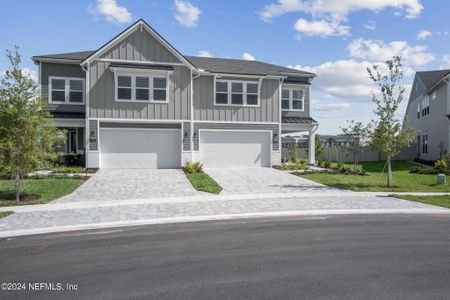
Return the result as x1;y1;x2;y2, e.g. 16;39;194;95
299;161;450;192
0;178;84;207
186;172;223;194
0;211;14;219
393;194;450;209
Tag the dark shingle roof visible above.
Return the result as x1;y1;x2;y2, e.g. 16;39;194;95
32;50;95;61
185;56;314;77
33;51;314;78
417;69;450;90
282;116;317;124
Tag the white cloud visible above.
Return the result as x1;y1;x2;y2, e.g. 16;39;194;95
23;68;38;82
365;20;376;30
242;52;256;61
259;0;423;22
92;0;132;24
198;50;213;57
312;100;350;111
440;55;450;69
290;59;377;99
259;0;423;37
416;30;432;40
1;68;38;82
294;19;349;37
174;0;201;27
347;38;435;66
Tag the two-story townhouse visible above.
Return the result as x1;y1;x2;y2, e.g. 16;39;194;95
403;69;450;161
32;19;317;169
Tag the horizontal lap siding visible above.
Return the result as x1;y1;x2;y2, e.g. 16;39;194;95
193;76;279;122
41;63;86;113
193;123;279;151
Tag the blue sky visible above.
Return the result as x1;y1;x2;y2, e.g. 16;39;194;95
1;0;449;134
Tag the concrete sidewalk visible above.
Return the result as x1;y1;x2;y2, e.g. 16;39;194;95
0;193;448;238
1;191;450;213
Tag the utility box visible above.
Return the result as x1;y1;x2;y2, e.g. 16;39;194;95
437;174;446;185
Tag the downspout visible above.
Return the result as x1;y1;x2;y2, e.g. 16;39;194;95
82;62;90;168
190;68;200;161
278;77;285;165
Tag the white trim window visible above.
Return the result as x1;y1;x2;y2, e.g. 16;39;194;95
114;69;169;103
49;76;85;104
281;86;304;111
422;134;428;154
214;80;259;106
421;97;430;117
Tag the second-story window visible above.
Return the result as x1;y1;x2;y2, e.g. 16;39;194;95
115;73;168;102
49;77;85;104
282;87;304;111
215;80;259;106
421;97;429;117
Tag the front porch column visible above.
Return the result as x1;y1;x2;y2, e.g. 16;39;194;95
308;129;316;165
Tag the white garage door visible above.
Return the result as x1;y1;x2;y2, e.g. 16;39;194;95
100;128;181;169
200;131;271;168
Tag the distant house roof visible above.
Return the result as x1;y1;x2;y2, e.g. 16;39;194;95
32;52;314;78
416;69;450;91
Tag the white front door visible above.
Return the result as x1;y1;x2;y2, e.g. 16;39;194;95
100;128;181;169
199;130;271;168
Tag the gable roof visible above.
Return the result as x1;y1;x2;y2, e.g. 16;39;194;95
32;19;313;78
416;69;450;91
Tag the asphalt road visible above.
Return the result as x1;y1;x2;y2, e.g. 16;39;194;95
1;214;450;300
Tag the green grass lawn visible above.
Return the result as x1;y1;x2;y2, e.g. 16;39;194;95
393;195;450;209
186;173;223;194
300;160;450;192
0;178;84;207
0;211;14;218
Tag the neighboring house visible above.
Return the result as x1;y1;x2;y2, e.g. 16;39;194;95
32;19;317;169
319;134;356;148
403;69;450;161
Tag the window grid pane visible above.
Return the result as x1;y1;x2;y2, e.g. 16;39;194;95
216;82;228;93
153;77;166;89
136;77;149;88
70;80;83;91
153;89;167;101
52;91;65;102
231;93;243;104
118;76;131;87
69;91;83;103
118;88;132;100
52;79;65;90
216;93;228;104
136;89;149;100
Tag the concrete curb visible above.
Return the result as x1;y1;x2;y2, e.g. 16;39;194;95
2;191;450;213
1;209;449;238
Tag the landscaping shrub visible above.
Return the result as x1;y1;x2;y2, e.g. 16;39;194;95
434;159;447;172
409;166;440;175
337;162;344;169
323;161;332;168
184;161;204;174
317;160;323;167
276;163;307;171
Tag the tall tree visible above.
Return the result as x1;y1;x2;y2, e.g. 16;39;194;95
0;47;63;201
341;120;371;171
367;56;416;187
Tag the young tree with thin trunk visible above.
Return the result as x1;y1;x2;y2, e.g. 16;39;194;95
367;56;416;187
341;120;371;171
0;47;64;201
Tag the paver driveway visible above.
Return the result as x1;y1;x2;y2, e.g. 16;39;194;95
55;169;199;203
205;168;343;195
